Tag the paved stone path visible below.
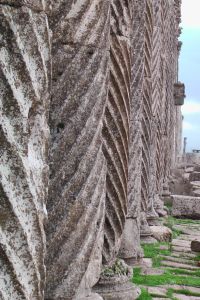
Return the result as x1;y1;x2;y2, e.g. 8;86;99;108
136;219;200;300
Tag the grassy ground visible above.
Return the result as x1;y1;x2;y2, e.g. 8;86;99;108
133;216;200;299
137;288;152;300
142;242;171;267
133;267;200;287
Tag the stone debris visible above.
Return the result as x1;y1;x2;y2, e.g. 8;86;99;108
150;226;172;242
191;240;200;252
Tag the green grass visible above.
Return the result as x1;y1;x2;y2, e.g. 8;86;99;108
166;289;177;300
167;287;200;299
163;216;182;238
137;288;152;300
133;268;200;287
142;242;171;267
136;216;200;299
194;254;200;261
175;218;200;225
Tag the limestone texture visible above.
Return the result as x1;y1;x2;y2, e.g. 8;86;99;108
172;195;200;219
45;1;110;299
102;0;132;266
0;0;185;299
150;226;172;242
0;1;51;299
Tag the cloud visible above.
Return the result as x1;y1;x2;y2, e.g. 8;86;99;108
181;0;200;29
182;99;200;115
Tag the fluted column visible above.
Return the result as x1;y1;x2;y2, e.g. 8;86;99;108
45;1;110;299
0;1;51;299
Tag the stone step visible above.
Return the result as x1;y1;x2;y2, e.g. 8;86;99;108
160;260;199;270
145;286;168;297
171;251;197;259
172;239;191;248
172;245;193;253
162;285;200;294
173;294;200;300
178;235;200;242
152;298;171;300
173;225;200;236
141;268;165;275
160;255;196;266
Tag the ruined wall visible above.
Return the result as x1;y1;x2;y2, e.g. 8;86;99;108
0;1;51;299
0;0;183;299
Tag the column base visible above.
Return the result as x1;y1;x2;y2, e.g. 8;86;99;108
118;218;144;265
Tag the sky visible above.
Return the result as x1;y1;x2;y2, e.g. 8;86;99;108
180;0;200;152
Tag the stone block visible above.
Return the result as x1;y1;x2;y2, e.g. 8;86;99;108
150;226;172;242
172;195;200;219
191;240;200;252
189;172;200;182
93;260;140;300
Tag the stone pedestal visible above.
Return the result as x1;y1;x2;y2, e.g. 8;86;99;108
93;260;140;300
146;203;160;226
118;218;144;266
162;182;171;197
153;194;167;217
76;293;103;300
140;212;157;243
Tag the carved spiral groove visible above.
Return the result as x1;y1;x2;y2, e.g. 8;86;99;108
45;1;110;298
102;0;132;265
0;3;50;299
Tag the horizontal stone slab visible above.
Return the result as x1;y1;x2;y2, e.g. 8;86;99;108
189;172;200;182
172;195;200;219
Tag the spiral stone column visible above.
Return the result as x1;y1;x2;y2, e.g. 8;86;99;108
140;0;156;242
0;1;51;299
118;0;146;264
148;0;166;221
102;0;132;266
45;1;110;299
93;0;141;298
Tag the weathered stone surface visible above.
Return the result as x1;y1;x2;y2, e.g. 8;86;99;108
173;294;200;300
45;1;110;299
119;218;143;264
94;261;140;300
0;0;52;12
150;226;172;242
191;240;200;252
102;0;132;265
189;172;200;182
0;3;50;299
119;0;146;264
140;0;154;228
172;195;200;218
0;0;184;298
147;287;168;297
